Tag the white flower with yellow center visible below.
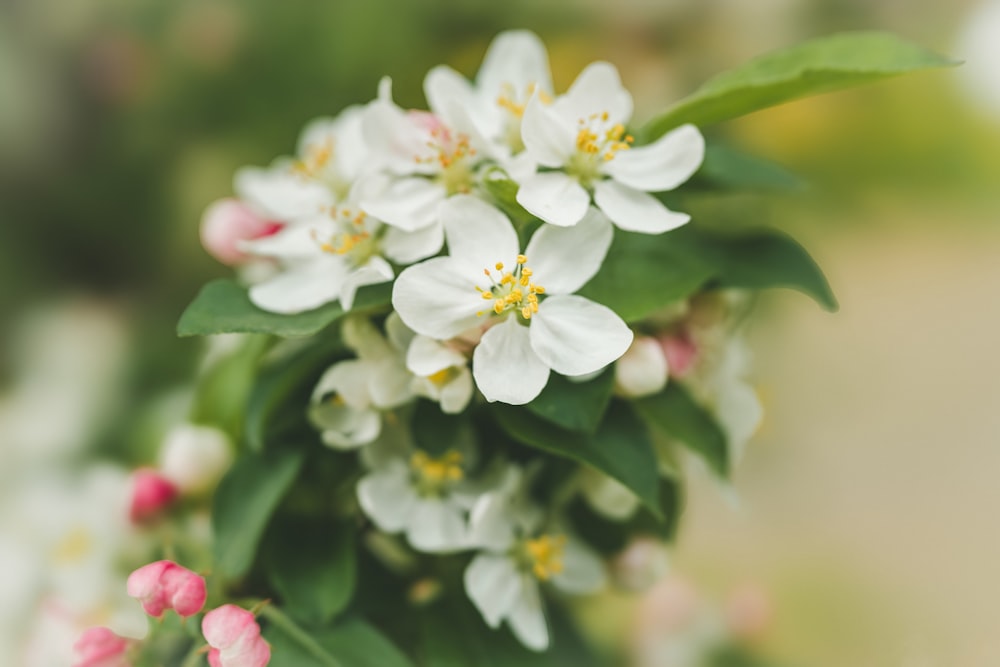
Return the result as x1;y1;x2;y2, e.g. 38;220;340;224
308;315;416;449
360;78;494;233
423;30;553;170
392;195;633;405
516;62;705;233
464;468;605;651
405;334;475;414
357;446;481;554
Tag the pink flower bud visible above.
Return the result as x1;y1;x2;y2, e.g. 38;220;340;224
200;198;282;266
658;332;698;379
72;627;133;667
202;605;271;667
126;560;207;618
129;469;178;524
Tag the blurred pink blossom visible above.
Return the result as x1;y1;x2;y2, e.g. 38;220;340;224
72;627;133;667
200;198;283;265
126;560;206;618
202;604;271;667
128;469;178;523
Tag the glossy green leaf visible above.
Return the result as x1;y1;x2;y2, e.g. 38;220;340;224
577;230;715;322
245;335;347;451
494;401;660;516
683;227;837;311
644;31;958;138
481;170;535;227
212;447;305;579
264;613;414;667
189;334;271;436
526;370;615;434
177;279;391;338
265;517;356;626
694;144;804;192
636;382;729;478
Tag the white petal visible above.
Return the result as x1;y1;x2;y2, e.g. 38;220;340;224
384;311;416;354
392;258;484;339
343;316;392;361
339;256;394;311
368;357;415;410
234;167;333;220
361;177;446;231
515;172;590;228
473;318;550;405
439;367;474;414
361;98;436;174
555;61;632;125
593;179;690;234
552;539;606;594
464;554;522;628
312;359;372;409
478;30;552;101
530;295;633;376
406;336;467;376
602;123;705;192
424;65;477;126
238;220;320;259
381;222;444;265
248;256;347;314
506;576;549;651
310;402;382;449
523;207;612;295
615;336;669;398
407;499;469;553
468;493;516;552
440;195;520;271
357;463;417;532
520;93;575;167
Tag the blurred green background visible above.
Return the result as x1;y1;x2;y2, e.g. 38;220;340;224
1;0;998;665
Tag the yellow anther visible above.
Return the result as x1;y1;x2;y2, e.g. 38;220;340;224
426;368;454;386
495;262;504;271
516;254;528;264
524;535;566;581
411;451;464;488
521;306;532;319
535;286;545;294
493;300;505;314
481;292;494;300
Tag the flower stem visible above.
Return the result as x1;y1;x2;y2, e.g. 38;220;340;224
259;605;343;667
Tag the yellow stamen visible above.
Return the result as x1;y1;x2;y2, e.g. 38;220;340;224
524;534;566;581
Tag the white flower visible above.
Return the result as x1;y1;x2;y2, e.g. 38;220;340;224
392;195;633;405
157;424;233;495
517;62;705;233
309;315;416;449
360;78;493;233
357;443;481;554
406;334;475;414
615;335;669;398
463;468;605;651
424;30;552;169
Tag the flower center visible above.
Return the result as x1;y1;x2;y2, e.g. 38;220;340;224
426;367;458;387
521;534;567;581
293;137;335;179
566;111;634;185
316;206;378;264
416;125;477;195
410;450;464;497
496;82;550;153
475;255;546;321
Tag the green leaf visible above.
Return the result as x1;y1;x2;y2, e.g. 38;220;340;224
264;612;414;667
245;335;348;451
212;447;306;579
694;144;805;192
189;334;271;436
569;476;683;554
481;169;535;227
683;227;837;311
643;31;958;137
494;400;660;516
265;517;356;626
578;230;715;322
177;279;391;338
526;370;615;434
636;383;729;478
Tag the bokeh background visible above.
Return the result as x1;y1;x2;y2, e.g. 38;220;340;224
1;0;998;665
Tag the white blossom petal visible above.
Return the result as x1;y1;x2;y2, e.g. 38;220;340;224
424;66;477;128
248;256;348;314
393;257;484;339
368;357;415;410
506;576;549;651
339;256;394;311
531;295;633;377
357;463;417;532
238;219;320;259
515;172;590;228
478;30;552;98
602;124;704;192
361;177;446;231
468;492;516;552
311;402;382;449
381;222;444;265
313;359;372;409
439;367;474;414
464;554;522;628
473;317;550;405
440;195;520;271
407;499;469;553
520;93;575;167
552;539;606;594
406;336;467;376
593;179;690;234
384;311;416;354
615;336;669;398
524;207;612;295
234;167;333;220
556;61;632;126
